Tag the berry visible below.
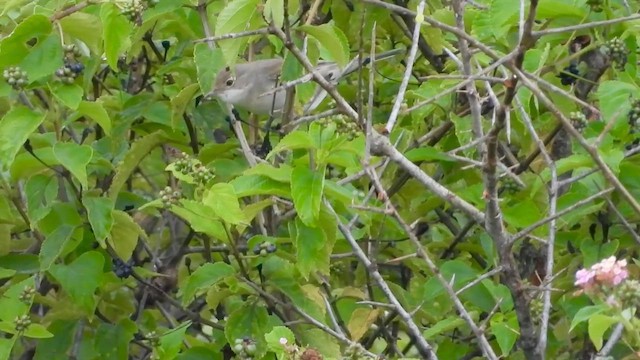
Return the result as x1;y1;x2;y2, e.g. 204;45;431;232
3;66;28;90
628;99;640;131
171;152;214;184
601;37;628;70
112;258;134;279
569;111;588;133
501;177;522;194
54;62;84;84
14;315;31;333
159;186;181;207
69;62;85;74
265;243;277;253
557;64;578;85
19;286;36;304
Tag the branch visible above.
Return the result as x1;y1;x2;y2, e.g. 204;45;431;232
385;0;425;133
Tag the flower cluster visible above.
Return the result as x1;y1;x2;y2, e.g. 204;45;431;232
575;256;628;291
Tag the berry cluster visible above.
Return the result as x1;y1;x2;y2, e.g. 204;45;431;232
569;111;588;133
14;315;31;333
159;186;182;208
173;152;215;184
601;37;628;70
252;241;277;257
500;177;522;194
145;331;160;347
318;115;360;141
19;286;36;304
557;64;579;86
55;44;84;84
112;257;134;279
586;0;603;12
120;0;159;22
3;66;28;90
628;99;640;131
232;337;257;359
615;279;640;309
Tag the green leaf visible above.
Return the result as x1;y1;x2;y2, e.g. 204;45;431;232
503;199;540;228
194;44;225;96
170;200;227;240
32;320;77;360
347;308;382;341
0;107;45;171
181;263;235;306
214;0;262;67
597;81;637;128
264;0;284;28
570;304;607;331
243;163;292;183
77;101;111;135
0;268;15;279
25;174;57;224
588;314;617;351
108;211;145;261
1;0;33;16
0;276;35;322
263;257;324;319
171;83;200;129
423;316;466;339
53;142;93;189
22;324;54;339
0;337;16;360
100;3;133;70
298;24;350;67
422;260;496;312
291;166;324;226
59;12;103;54
490;313;519;355
231;175;291;198
293;218;329;279
83;196;114;247
39;225;76;271
203;183;247;225
268;131;315;157
21;33;63;82
225;302;270;357
49;251;104;314
109;131;165;200
0;15;51;68
158;322;191;360
176;347;220;360
265;326;295;357
95;320;136;360
49;82;84;110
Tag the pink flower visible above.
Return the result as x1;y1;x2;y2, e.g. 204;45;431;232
575;256;628;291
575;268;595;288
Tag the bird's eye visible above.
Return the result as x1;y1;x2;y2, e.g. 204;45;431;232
225;78;235;87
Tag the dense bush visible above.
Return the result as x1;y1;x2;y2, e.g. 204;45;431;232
1;0;640;359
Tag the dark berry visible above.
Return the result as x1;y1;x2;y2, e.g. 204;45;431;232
557;64;579;85
69;62;85;74
112;258;133;279
265;243;277;253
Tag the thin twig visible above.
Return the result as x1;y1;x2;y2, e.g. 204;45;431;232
384;0;425;133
